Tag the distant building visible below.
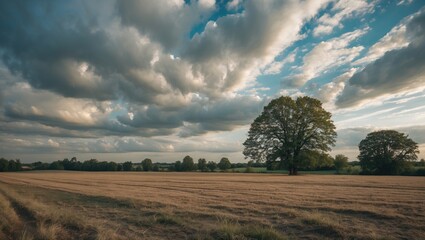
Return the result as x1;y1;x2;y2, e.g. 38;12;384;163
21;166;32;171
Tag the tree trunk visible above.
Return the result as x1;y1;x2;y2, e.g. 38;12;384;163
288;166;298;175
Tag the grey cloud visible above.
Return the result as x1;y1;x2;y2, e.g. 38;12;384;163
0;135;63;154
0;121;97;139
3;104;175;138
117;105;183;129
86;137;174;153
117;0;213;51
336;9;425;108
0;1;117;100
399;125;425;144
336;127;374;148
0;0;328;104
0;0;194;105
0;134;174;155
0;0;335;154
119;95;264;137
179;95;265;136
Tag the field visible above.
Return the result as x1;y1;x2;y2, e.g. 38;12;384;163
0;172;424;240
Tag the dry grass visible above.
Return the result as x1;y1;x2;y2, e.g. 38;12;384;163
0;171;424;239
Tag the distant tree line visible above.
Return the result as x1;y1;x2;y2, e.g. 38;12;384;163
2;134;424;175
168;156;234;172
21;156;246;173
0;158;23;172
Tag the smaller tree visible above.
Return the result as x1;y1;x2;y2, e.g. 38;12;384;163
174;161;182;172
334;154;348;174
117;164;123;171
152;164;160;171
142;158;153;171
218;157;231;171
207;161;217;172
49;161;64;170
182;156;195;171
107;162;118;171
0;158;9;172
359;130;419;175
8;160;17;171
198;158;207;172
122;161;133;171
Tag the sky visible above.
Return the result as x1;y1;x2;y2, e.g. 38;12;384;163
1;0;425;163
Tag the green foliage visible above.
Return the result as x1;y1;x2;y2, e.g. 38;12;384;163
182;155;195;171
81;159;99;171
0;158;22;172
218;157;231;171
296;150;334;171
415;168;425;176
122;161;133;171
0;158;9;172
141;158;153;171
198;158;208;172
174;161;182;172
207;161;217;172
334;154;348;173
49;161;64;170
152;164;160;172
359;130;419;175
243;96;336;175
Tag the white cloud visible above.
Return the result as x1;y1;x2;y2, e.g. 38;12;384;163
397;0;413;6
263;52;296;75
199;0;216;9
285;28;367;87
226;0;242;10
355;16;413;65
311;68;357;108
314;0;376;37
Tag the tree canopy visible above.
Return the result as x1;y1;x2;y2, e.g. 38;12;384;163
334;154;348;173
198;158;207;172
218;157;231;171
358;130;419;175
182;155;195;171
207;161;217;172
142;158;153;171
243;96;336;175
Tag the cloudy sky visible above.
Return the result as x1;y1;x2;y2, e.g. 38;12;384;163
1;0;425;163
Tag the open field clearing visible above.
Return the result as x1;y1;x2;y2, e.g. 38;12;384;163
0;172;424;239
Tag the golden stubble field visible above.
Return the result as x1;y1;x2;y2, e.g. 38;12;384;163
0;171;424;240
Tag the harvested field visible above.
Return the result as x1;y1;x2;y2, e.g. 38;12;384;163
0;171;424;239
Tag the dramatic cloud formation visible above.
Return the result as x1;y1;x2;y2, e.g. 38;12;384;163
285;28;366;87
313;0;375;37
336;9;425;108
0;0;424;162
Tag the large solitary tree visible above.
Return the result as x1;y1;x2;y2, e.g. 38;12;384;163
358;130;419;175
243;96;336;175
